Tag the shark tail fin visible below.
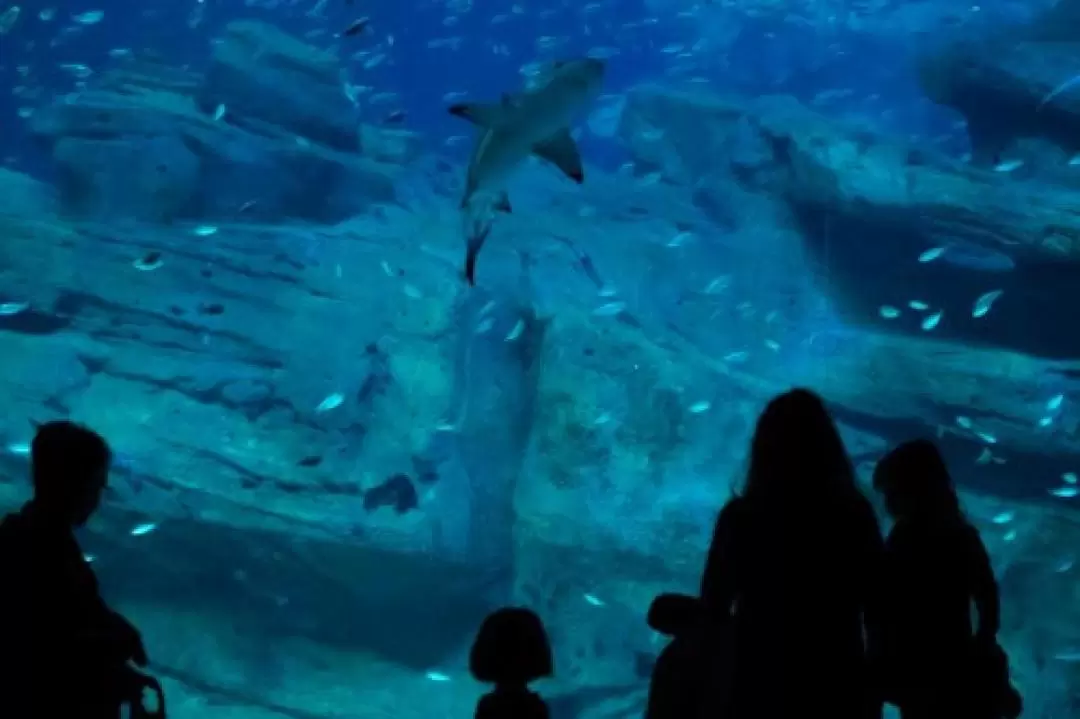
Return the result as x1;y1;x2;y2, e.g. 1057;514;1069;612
464;223;492;286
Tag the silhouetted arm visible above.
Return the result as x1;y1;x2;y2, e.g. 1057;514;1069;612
861;508;888;655
854;497;888;710
700;499;742;611
967;526;1000;641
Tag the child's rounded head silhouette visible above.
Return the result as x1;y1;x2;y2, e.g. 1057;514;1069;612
874;439;959;519
470;607;553;685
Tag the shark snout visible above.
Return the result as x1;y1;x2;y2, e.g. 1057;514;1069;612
551;57;605;94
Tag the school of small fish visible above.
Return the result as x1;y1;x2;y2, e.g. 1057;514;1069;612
0;0;1079;687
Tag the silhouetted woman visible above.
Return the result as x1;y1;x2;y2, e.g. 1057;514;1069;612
873;440;1021;719
701;388;885;719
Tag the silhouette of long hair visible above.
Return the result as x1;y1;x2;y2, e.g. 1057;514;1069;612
742;388;856;501
873;439;961;521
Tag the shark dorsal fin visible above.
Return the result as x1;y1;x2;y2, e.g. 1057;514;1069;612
532;128;584;183
448;102;506;128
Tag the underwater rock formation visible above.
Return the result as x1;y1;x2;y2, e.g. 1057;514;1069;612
1;153;1079;711
0;168;55;216
918;0;1080;165
200;20;360;153
28;23;400;224
8;55;1080;708
620;85;1080;360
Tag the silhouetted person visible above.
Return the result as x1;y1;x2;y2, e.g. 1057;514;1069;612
470;607;552;719
873;440;1021;719
700;388;886;719
645;592;733;719
0;421;164;718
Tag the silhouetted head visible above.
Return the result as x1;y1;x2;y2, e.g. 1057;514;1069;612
743;388;855;500
470;607;553;686
546;57;605;101
873;439;960;521
30;421;111;527
647;593;704;637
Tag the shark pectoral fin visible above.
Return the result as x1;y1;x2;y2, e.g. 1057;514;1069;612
448;102;505;127
494;193;513;213
532;129;585;183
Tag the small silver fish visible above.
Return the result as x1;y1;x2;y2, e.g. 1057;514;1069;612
918;246;945;263
504;319;525;342
920;311;943;331
315;392;345;413
0;301;30;316
591;301;626;317
993;159;1024;173
972;290;1003;318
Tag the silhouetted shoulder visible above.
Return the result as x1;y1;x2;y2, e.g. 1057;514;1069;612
700;496;748;605
714;496;748;533
476;690;548;719
850;492;885;551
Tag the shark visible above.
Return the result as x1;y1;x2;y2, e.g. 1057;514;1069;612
448;57;606;285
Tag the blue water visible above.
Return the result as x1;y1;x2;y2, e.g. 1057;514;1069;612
2;0;962;173
1;0;1078;717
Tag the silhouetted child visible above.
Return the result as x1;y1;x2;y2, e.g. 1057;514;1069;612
873;439;1021;719
470;607;552;719
0;421;165;719
645;592;733;719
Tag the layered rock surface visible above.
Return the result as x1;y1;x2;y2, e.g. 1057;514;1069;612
5;27;1080;717
28;21;409;224
2;158;1080;715
620;85;1080;360
919;0;1080;166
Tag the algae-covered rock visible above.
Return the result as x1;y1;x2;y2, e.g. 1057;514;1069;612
200;21;359;153
919;38;1080;162
0;167;55;216
28;31;399;223
619;85;1080;359
2;156;1080;712
53;134;200;221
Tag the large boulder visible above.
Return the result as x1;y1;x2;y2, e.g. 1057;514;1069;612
199;20;359;153
619;85;1080;360
28;33;400;223
0;168;55;216
918;0;1080;164
1;158;1079;714
52;134;200;221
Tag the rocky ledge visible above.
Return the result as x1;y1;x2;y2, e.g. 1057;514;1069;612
1;156;1079;714
27;21;419;224
918;0;1080;168
620;84;1080;360
4;24;1080;717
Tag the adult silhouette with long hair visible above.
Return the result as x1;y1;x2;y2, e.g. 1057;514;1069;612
699;388;886;719
873;439;1021;719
